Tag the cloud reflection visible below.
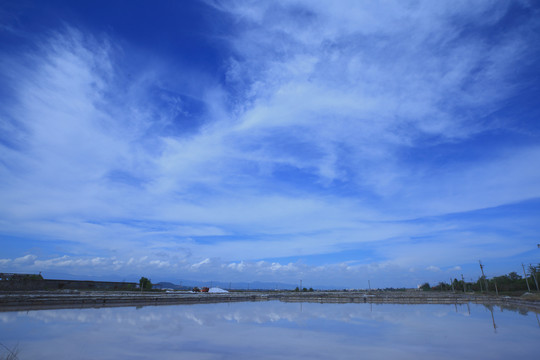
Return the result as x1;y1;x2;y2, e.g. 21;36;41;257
0;302;538;359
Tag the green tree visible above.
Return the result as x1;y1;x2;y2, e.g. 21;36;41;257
294;286;300;292
139;277;152;291
528;264;539;279
508;272;521;281
420;282;430;291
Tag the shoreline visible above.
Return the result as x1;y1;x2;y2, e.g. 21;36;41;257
2;290;539;313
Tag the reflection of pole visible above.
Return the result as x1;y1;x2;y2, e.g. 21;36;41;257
489;306;497;333
467;302;470;316
522;263;531;292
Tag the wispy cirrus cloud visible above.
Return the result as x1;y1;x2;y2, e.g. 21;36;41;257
1;1;539;287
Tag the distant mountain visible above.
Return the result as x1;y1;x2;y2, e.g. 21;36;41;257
154;279;300;291
153;282;190;290
38;272;336;290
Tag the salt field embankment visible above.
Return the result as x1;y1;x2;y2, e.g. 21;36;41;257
1;290;539;312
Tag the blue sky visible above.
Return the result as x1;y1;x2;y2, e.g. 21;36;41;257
1;0;539;288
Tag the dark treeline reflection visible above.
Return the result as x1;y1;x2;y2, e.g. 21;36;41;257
1;302;538;359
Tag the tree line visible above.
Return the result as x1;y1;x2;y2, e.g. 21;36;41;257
420;264;539;293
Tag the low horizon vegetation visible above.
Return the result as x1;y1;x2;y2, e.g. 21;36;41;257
421;265;539;293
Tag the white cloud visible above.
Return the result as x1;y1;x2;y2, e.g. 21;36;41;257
191;258;212;270
149;260;172;269
1;2;539;287
206;0;538;209
13;254;37;265
227;261;247;272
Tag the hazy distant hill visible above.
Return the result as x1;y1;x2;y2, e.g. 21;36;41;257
37;272;326;290
153;280;302;291
153;282;189;290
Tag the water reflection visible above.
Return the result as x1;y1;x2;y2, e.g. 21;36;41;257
485;304;497;333
0;302;538;359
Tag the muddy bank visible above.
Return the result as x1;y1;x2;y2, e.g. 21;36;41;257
1;290;539;312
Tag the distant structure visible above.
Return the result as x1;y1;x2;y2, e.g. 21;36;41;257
0;273;42;282
0;273;136;291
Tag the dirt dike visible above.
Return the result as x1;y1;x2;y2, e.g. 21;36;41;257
1;290;539;313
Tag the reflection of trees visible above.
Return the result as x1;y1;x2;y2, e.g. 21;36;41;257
0;343;19;360
482;303;532;316
518;308;529;316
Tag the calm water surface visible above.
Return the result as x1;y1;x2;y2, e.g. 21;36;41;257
1;301;539;359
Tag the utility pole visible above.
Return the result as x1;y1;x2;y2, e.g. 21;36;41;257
479;261;488;293
461;274;466;293
530;264;539;292
368;280;371;291
450;278;455;292
522;263;531;292
300;279;302;290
